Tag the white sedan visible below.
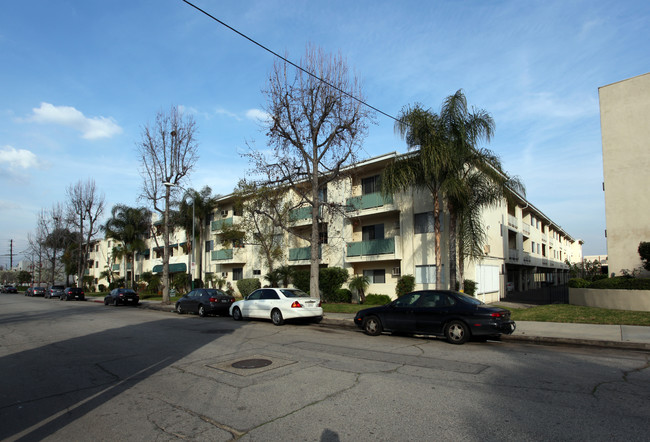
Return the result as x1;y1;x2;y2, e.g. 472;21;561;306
230;288;323;325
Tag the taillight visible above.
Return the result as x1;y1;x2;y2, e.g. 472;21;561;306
291;301;302;308
317;301;322;307
490;312;502;318
209;297;217;302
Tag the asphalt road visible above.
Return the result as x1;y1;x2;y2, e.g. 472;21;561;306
1;294;649;441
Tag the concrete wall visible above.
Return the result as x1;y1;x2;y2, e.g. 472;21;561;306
570;288;650;312
599;73;650;277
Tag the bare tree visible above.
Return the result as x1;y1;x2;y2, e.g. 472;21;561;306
29;206;69;286
65;179;105;287
137;106;199;303
243;45;373;297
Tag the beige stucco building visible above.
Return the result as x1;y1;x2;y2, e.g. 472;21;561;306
86;151;582;303
599;72;650;277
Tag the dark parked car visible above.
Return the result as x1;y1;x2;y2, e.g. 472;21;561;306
354;290;516;345
46;285;65;299
2;285;18;293
176;288;235;317
104;288;139;306
27;286;47;297
60;287;85;301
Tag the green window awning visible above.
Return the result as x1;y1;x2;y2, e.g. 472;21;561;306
152;263;187;274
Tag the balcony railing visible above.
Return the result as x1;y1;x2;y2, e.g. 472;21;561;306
212;249;233;260
289;206;322;222
508;249;519;261
211;217;233;231
522;222;531;236
508;214;518;229
347;237;395;257
289;245;321;261
345;193;393;212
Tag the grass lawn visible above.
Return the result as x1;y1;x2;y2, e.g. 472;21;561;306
494;304;650;326
324;302;650;326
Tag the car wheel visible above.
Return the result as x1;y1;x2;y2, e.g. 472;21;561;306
232;307;242;321
445;320;470;345
176;303;183;314
363;316;383;336
113;298;119;307
198;305;206;317
104;298;109;306
271;309;284;326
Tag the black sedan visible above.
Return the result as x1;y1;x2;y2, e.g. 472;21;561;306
175;288;235;317
2;285;18;293
60;287;85;301
104;288;139;306
354;290;516;344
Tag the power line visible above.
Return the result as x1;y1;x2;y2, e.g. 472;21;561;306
179;0;400;124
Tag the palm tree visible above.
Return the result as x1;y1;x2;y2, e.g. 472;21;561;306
264;269;282;287
383;103;454;289
348;274;369;304
175;186;219;286
275;265;293;288
103;204;152;289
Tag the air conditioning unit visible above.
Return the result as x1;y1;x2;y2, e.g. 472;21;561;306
391;267;401;276
221;272;228;278
221;210;228;217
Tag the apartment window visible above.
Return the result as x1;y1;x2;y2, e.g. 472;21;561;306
319;230;328;244
363;269;385;284
415;265;444;285
361;175;381;195
414;212;436;234
95;244;99;252
253;269;261;276
95;261;98;268
205;240;214;253
233;267;243;280
362;224;384;241
318;185;328;203
531;241;536;254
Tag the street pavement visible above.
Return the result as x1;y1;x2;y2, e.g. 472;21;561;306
90;297;650;351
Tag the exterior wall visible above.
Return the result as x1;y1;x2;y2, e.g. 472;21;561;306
570;288;650;312
599;73;650;277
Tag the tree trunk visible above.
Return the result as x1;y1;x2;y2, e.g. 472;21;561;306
449;207;458;291
309;159;320;299
433;191;443;290
162;186;171;304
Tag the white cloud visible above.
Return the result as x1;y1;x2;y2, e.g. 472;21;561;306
28;102;122;139
245;108;270;123
0;145;41;169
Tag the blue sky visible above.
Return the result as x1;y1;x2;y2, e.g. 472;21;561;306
1;0;649;267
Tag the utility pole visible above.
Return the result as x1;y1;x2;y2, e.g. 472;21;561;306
10;239;13;270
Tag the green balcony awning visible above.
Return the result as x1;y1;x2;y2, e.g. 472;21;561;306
152;263;187;274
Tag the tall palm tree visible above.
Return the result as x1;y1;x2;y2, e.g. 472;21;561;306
103;204;152;289
175;186;219;286
383;104;454;289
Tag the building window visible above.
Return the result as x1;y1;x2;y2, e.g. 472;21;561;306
253;269;261;275
361;175;381;195
95;261;98;268
363;269;385;284
531;241;536;254
205;240;214;253
415;264;444;285
233;267;243;280
319;230;328;244
362;224;384;241
414;212;436;234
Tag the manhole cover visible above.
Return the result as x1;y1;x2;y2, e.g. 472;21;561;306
231;358;273;369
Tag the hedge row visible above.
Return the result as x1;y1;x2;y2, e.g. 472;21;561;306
569;277;650;290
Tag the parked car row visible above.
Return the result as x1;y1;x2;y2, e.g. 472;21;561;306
23;285;85;301
21;285;517;345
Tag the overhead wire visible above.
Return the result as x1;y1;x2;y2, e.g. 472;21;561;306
179;0;401;124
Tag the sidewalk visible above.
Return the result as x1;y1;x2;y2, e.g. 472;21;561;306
92;297;650;351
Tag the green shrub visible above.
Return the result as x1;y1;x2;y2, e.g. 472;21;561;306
589;277;650;290
323;288;352;303
236;278;261;298
463;279;477;296
364;294;391;305
395;274;415;297
292;269;311;294
568;278;591;288
319;267;349;299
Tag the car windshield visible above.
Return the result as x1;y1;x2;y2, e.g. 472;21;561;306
455;292;484;306
280;289;309;298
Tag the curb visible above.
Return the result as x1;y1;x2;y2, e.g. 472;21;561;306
89;299;650;351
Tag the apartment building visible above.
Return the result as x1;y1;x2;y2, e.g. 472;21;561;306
599;72;650;277
86;151;582;303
